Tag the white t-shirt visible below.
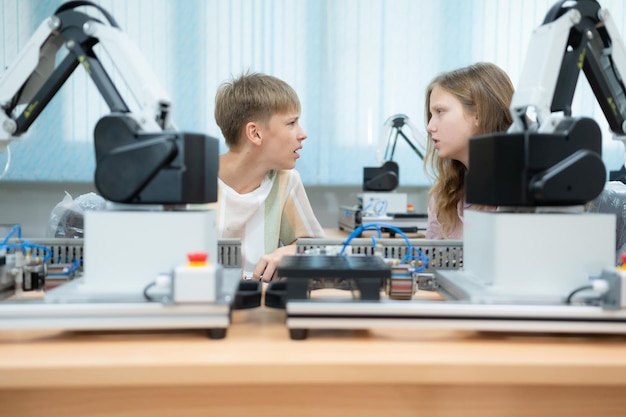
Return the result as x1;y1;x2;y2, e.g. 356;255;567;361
209;169;325;277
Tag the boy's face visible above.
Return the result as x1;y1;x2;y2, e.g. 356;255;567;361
258;111;307;170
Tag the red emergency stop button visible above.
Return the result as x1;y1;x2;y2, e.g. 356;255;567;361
187;251;208;266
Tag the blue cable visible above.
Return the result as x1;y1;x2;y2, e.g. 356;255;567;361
0;243;53;263
378;200;388;216
66;259;81;274
341;222;413;264
0;224;21;246
24;243;53;262
340;223;382;255
0;225;52;262
409;246;429;273
373;223;412;263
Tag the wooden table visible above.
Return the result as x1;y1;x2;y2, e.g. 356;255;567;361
1;290;626;417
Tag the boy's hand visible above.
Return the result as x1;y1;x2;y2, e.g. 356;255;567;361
252;244;297;282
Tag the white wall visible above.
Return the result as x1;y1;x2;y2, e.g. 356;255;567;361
0;182;430;238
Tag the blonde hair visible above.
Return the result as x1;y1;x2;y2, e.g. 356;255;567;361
423;62;514;237
214;72;301;148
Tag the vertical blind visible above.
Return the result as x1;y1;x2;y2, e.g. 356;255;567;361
1;0;625;184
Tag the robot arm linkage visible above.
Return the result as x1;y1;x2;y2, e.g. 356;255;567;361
362;115;427;192
511;0;626;134
467;0;626;207
0;1;217;205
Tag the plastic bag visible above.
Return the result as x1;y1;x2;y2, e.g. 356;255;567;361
48;191;106;238
587;181;626;264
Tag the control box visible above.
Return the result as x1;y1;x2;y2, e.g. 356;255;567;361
358;192;407;216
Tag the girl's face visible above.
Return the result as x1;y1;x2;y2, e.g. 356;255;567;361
427;84;478;168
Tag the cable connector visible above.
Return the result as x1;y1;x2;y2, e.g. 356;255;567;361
598;269;626;309
416;272;438;291
155;273;171;289
591;277;609;294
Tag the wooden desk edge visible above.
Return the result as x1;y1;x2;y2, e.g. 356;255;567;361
2;361;626;389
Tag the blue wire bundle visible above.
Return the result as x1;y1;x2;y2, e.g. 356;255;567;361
0;224;52;262
340;222;428;271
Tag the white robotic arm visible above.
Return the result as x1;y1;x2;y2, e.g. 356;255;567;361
467;0;626;208
508;7;582;133
0;16;63;147
377;114;427;163
362;115;427;192
511;1;626;135
81;18;174;132
0;1;218;205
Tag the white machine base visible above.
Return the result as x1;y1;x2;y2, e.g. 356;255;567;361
0;209;241;338
80;209;218;297
462;210;615;300
1;270;241;339
283;210;621;339
284;297;626;340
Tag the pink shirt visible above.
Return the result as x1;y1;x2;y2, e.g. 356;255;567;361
425;196;468;240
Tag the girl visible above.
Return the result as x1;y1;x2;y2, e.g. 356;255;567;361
424;62;514;239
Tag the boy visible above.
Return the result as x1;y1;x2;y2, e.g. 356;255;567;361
211;72;325;281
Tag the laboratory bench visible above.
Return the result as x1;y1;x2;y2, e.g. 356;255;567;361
323;227;426;239
1;295;626;417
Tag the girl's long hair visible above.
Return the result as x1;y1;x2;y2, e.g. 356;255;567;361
423;62;514;237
